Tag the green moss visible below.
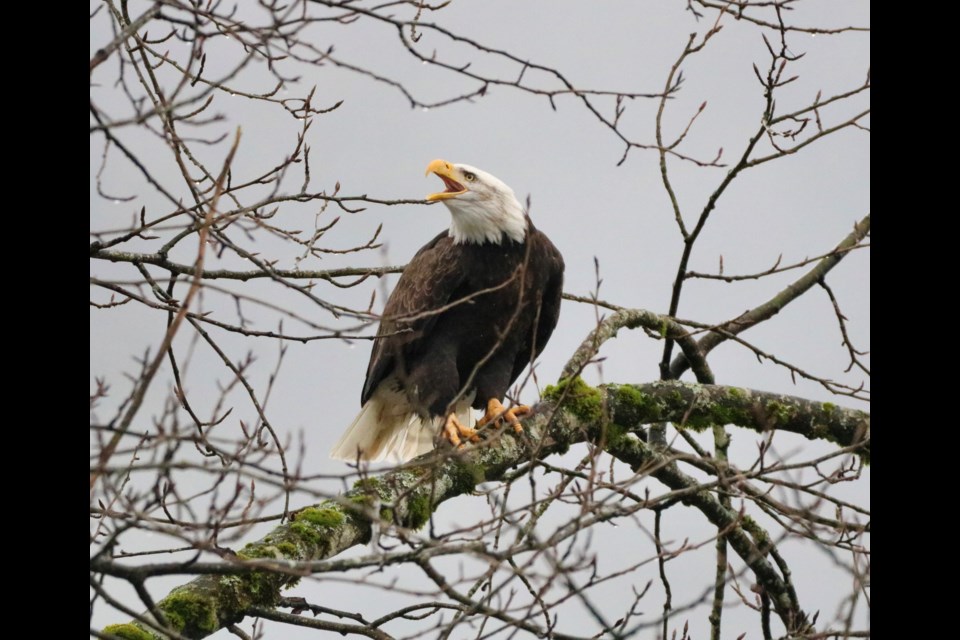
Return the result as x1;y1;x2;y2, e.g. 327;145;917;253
237;539;297;560
289;521;322;545
158;590;218;635
607;422;629;438
101;623;158;640
349;493;376;507
231;540;294;604
238;543;275;560
403;492;433;530
352;476;399;509
449;461;485;494
612;384;644;407
822;402;836;415
728;387;746;399
675;388;752;432
611;384;648;410
599;421;631;447
240;567;283;602
348;492;390;527
543;377;603;422
766;400;797;426
353;477;386;494
393;468;429;485
294;507;344;528
608;384;656;424
683;404;713;430
740;515;772;551
706;403;739;427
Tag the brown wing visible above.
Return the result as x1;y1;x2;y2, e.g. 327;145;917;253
361;232;467;404
510;228;565;383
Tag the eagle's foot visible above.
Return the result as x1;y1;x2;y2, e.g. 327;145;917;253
477;398;530;434
442;412;481;448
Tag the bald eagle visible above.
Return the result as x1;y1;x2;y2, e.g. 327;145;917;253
330;160;565;462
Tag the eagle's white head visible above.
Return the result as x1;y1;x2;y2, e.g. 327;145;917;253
425;159;527;245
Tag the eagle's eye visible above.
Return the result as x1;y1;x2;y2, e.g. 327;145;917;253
463;171;477;182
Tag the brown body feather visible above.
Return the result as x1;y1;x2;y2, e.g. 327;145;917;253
363;221;564;420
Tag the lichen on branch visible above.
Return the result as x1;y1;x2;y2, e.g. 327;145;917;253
100;378;867;638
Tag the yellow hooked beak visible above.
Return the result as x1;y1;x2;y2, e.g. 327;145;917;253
425;159;467;201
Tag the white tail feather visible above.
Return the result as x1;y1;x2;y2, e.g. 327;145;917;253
330;382;475;463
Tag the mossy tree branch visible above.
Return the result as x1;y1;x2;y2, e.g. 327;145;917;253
99;378;868;639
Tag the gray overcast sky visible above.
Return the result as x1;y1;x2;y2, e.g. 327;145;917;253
91;1;869;637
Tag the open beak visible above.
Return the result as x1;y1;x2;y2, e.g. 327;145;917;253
425;159;467;201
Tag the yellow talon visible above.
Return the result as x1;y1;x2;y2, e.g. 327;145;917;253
477;398;530;434
442;412;480;447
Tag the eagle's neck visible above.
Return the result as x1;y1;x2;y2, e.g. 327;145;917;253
447;192;527;245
